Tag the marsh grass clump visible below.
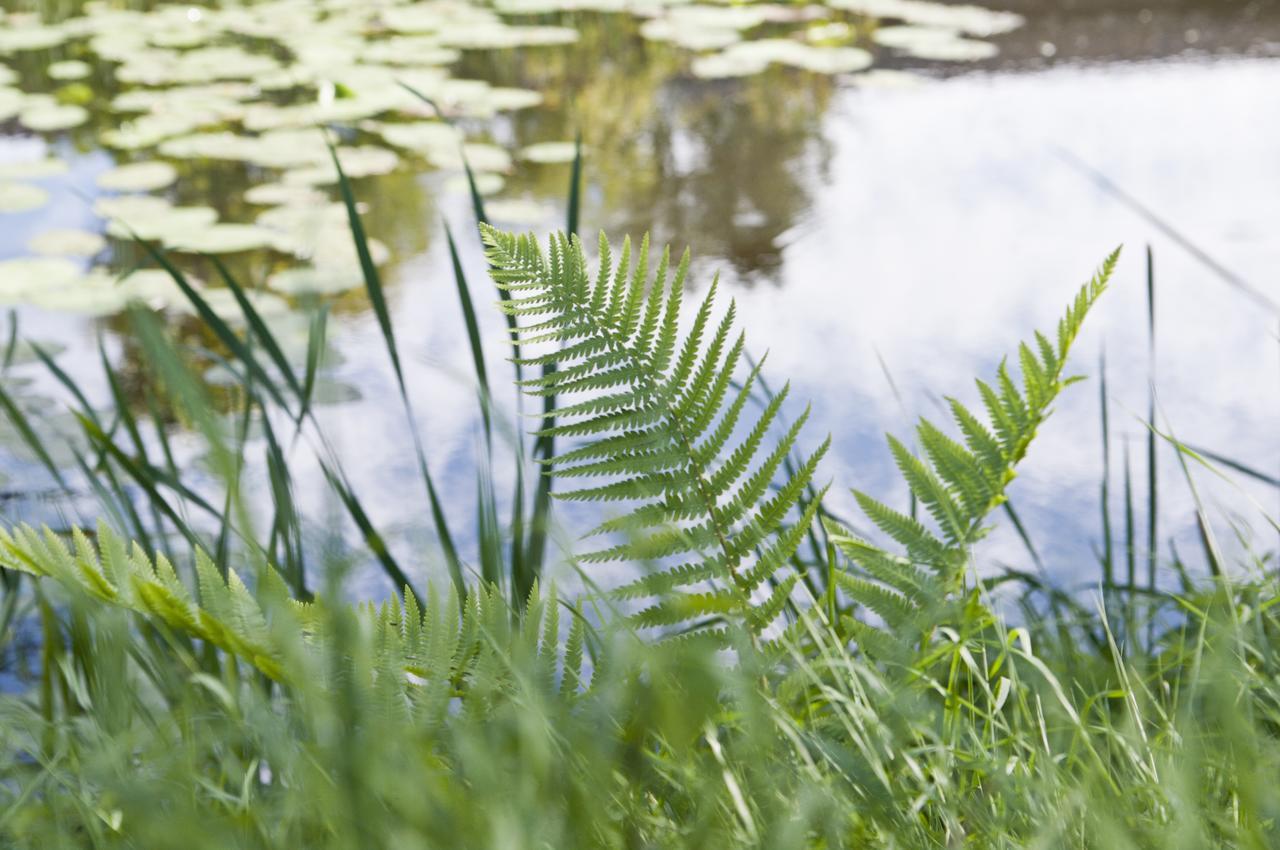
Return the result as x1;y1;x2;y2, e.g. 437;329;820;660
1;162;1279;848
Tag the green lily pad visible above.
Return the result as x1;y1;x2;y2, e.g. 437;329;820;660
165;224;285;254
484;198;552;224
244;182;329;206
80;268;205;310
158;131;261;162
0;25;69;53
436;24;578;50
901;36;998;61
94;194;172;221
377;121;464;153
48;60;91;81
639;20;741;51
0;182;50;213
102;204;220;244
28;285;129;316
693;39;872;78
0;157;68;180
176;288;291;324
518;142;579;164
19;103;89;131
362;37;461;67
480;87;544;113
445;172;504;196
0;257;82;301
96;161;178;192
871;24;998;60
102;114;210;150
267;265;362;296
29;228;107;257
0;87;22;121
429;142;512;173
279;147;400;186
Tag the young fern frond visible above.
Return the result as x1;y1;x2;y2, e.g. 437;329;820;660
828;250;1119;659
482;226;829;639
0;522;597;703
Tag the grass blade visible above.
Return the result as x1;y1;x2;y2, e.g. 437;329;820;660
329;135;465;595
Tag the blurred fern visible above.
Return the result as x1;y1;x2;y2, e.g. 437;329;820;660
482;227;830;640
0;522;594;705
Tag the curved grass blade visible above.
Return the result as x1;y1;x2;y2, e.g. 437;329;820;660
329;138;463;595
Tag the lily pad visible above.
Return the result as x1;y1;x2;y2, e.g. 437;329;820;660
0;25;69;53
429;142;512;174
165;224;285;254
48;60;91;81
19;103;89;132
639;20;741;51
693;40;872;78
81;268;205;310
177;288;291;324
95;161;178;192
871;24;998;60
481;87;544;113
518;142;579;164
28;282;128;316
484;198;553;225
362;37;461;67
445;172;504;196
377;121;464;153
99;198;220;242
0;182;50;213
279;147;400;186
267;265;362;296
0;257;82;301
0;157;68;180
29;228;107;257
901;36;998;61
832;0;1023;37
244;182;328;206
102;114;210;150
0;87;22;121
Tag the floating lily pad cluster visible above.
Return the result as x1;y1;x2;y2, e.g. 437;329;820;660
0;0;1022;318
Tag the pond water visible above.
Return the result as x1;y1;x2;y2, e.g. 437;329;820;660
1;0;1278;597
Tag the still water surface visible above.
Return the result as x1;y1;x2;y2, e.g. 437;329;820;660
1;0;1278;596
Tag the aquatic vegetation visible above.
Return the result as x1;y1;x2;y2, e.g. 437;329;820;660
27;228;107;258
1;202;1277;845
0;182;49;213
0;0;1022;321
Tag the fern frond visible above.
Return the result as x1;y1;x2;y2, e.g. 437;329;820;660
482;226;827;638
830;250;1119;661
0;523;599;705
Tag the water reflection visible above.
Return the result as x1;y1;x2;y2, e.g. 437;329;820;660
0;0;1277;596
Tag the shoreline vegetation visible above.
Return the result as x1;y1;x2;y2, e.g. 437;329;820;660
1;150;1279;846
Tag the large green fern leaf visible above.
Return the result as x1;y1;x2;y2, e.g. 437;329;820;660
481;226;829;639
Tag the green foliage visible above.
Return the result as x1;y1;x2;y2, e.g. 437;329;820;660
482;226;829;639
3;204;1278;849
0;522;593;706
827;250;1120;662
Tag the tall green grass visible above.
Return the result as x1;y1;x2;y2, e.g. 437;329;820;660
0;151;1277;848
